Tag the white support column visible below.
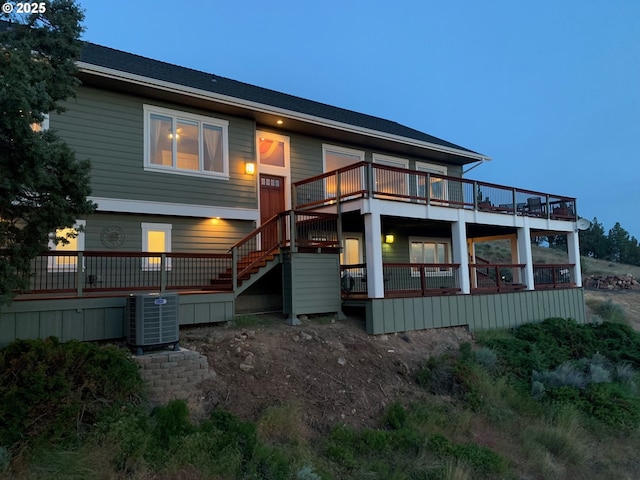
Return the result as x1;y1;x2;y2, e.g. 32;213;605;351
567;230;582;287
451;217;470;294
517;225;535;290
364;212;385;298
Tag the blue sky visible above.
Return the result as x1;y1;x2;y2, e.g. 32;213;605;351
78;0;640;239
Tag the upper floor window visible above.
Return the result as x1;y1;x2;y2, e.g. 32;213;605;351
373;153;409;199
144;105;229;179
416;161;448;203
322;145;365;198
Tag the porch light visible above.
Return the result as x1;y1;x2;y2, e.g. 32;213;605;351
276;119;284;125
385;234;395;244
245;162;256;175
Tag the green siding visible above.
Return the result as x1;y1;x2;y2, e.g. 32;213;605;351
282;253;341;316
52;86;257;209
0;293;234;346
82;212;254;253
366;289;587;335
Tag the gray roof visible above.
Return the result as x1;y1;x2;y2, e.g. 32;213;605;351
79;42;479;156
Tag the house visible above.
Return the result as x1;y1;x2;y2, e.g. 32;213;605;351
0;40;586;345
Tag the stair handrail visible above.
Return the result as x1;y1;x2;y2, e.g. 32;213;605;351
229;212;288;289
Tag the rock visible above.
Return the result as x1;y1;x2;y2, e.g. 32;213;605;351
240;353;254;371
239;363;254;372
338;357;347;366
378;335;389;341
300;331;313;341
583;274;639;291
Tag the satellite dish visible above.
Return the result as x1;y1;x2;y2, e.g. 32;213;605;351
576;217;592;231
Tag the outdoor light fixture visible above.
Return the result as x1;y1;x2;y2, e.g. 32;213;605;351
385;234;395;244
276;119;284;125
245;162;256;175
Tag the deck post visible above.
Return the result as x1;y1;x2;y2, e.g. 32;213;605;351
517;225;535;290
451;215;470;294
567;230;582;287
366;162;374;198
231;248;238;291
160;254;167;292
289;211;297;253
364;212;384;298
76;252;84;297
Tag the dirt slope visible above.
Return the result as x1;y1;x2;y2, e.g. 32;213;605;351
181;316;471;433
180;287;640;435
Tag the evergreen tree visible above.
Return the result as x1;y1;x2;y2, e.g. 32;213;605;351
607;223;640;266
579;217;608;259
0;1;95;305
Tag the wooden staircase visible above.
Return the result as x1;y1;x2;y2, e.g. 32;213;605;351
210;250;279;293
212;210;339;296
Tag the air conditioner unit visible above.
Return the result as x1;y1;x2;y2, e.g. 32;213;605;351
127;293;179;355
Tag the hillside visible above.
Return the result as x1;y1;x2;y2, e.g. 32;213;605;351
4;252;640;479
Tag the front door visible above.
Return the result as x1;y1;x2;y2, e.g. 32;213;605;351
260;174;285;247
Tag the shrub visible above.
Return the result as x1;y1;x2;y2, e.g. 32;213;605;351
474;347;498;374
588;299;627;324
383;401;408;430
0;337;144;451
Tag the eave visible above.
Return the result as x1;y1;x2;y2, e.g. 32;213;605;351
76;61;490;166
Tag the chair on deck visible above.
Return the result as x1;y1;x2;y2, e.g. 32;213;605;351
527;197;543;216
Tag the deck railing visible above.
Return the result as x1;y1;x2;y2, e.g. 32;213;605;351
533;264;576;289
294;162;577;221
469;263;527;292
16;254;577;298
383;263;462;296
20;251;233;295
229;210;339;289
340;263;462;298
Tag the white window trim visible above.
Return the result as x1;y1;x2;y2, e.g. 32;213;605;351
256;130;290;173
47;220;86;272
141;222;172;271
322;144;365;172
143;104;230;180
409;236;452;277
256;130;291;215
416;161;448;203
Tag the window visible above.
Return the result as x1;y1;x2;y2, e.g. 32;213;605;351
340;233;364;277
30;114;49;132
373;154;409;199
322;145;365;198
144;105;229;179
141;223;172;271
416;162;448;203
258;132;289;168
409;237;451;276
48;220;85;272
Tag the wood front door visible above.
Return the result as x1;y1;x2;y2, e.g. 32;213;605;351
260;174;285;247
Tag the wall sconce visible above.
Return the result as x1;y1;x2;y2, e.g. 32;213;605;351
385;234;395;244
245;162;256;175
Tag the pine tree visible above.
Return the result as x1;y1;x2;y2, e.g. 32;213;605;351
0;1;95;305
579;217;608;259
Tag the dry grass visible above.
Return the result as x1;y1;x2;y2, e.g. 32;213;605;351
475;239;640;278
